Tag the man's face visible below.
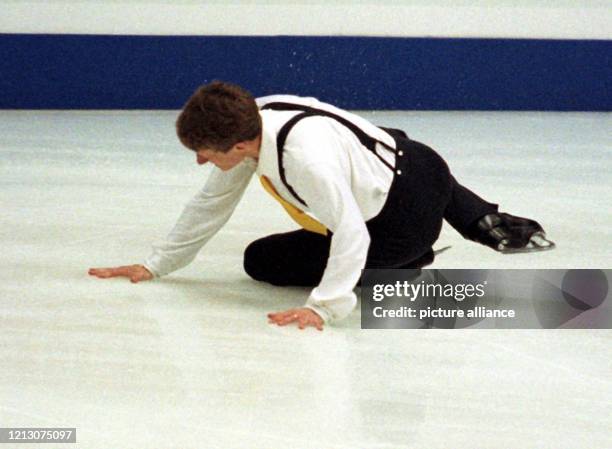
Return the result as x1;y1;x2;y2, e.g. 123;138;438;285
195;145;247;171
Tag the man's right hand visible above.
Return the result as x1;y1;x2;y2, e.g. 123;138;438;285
88;264;153;283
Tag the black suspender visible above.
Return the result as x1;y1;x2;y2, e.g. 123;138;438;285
273;110;316;207
261;101;398;207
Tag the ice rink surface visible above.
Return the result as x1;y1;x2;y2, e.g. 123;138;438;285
1;110;611;448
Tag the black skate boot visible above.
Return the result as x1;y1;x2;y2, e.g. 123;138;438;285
467;213;555;253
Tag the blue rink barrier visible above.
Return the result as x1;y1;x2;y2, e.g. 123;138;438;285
0;34;610;110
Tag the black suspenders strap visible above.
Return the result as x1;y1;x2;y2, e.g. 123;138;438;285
273;110;316;207
261;102;396;171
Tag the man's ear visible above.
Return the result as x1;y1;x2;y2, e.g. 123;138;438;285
233;141;249;152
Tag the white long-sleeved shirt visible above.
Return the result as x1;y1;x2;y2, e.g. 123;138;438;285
144;95;397;322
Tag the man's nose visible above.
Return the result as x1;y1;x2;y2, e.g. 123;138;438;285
196;155;208;165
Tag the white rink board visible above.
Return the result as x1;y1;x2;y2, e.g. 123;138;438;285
0;0;610;39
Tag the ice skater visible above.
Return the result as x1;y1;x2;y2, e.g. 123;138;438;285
89;81;554;330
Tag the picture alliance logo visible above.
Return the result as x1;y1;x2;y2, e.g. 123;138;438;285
532;269;610;328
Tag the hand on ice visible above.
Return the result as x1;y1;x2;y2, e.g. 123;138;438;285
88;264;153;283
268;308;324;331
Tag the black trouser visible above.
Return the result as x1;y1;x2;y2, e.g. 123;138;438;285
243;137;498;287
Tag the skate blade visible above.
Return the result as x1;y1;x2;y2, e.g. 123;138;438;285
500;233;556;254
433;245;452;256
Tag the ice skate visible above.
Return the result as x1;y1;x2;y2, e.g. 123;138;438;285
468;213;556;254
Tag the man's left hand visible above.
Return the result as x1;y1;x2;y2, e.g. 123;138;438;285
267;308;324;331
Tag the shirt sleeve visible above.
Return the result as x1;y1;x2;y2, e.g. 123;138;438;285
143;160;255;277
284;123;370;322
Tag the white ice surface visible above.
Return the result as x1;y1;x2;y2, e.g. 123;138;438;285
1;110;611;448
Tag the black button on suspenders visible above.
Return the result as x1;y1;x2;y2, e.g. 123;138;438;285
261;102;398;207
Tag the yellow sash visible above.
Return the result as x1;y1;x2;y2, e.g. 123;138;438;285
259;175;328;236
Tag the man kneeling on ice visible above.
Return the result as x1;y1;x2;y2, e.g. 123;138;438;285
89;81;554;330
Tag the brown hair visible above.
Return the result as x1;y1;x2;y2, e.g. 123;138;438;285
176;81;261;153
